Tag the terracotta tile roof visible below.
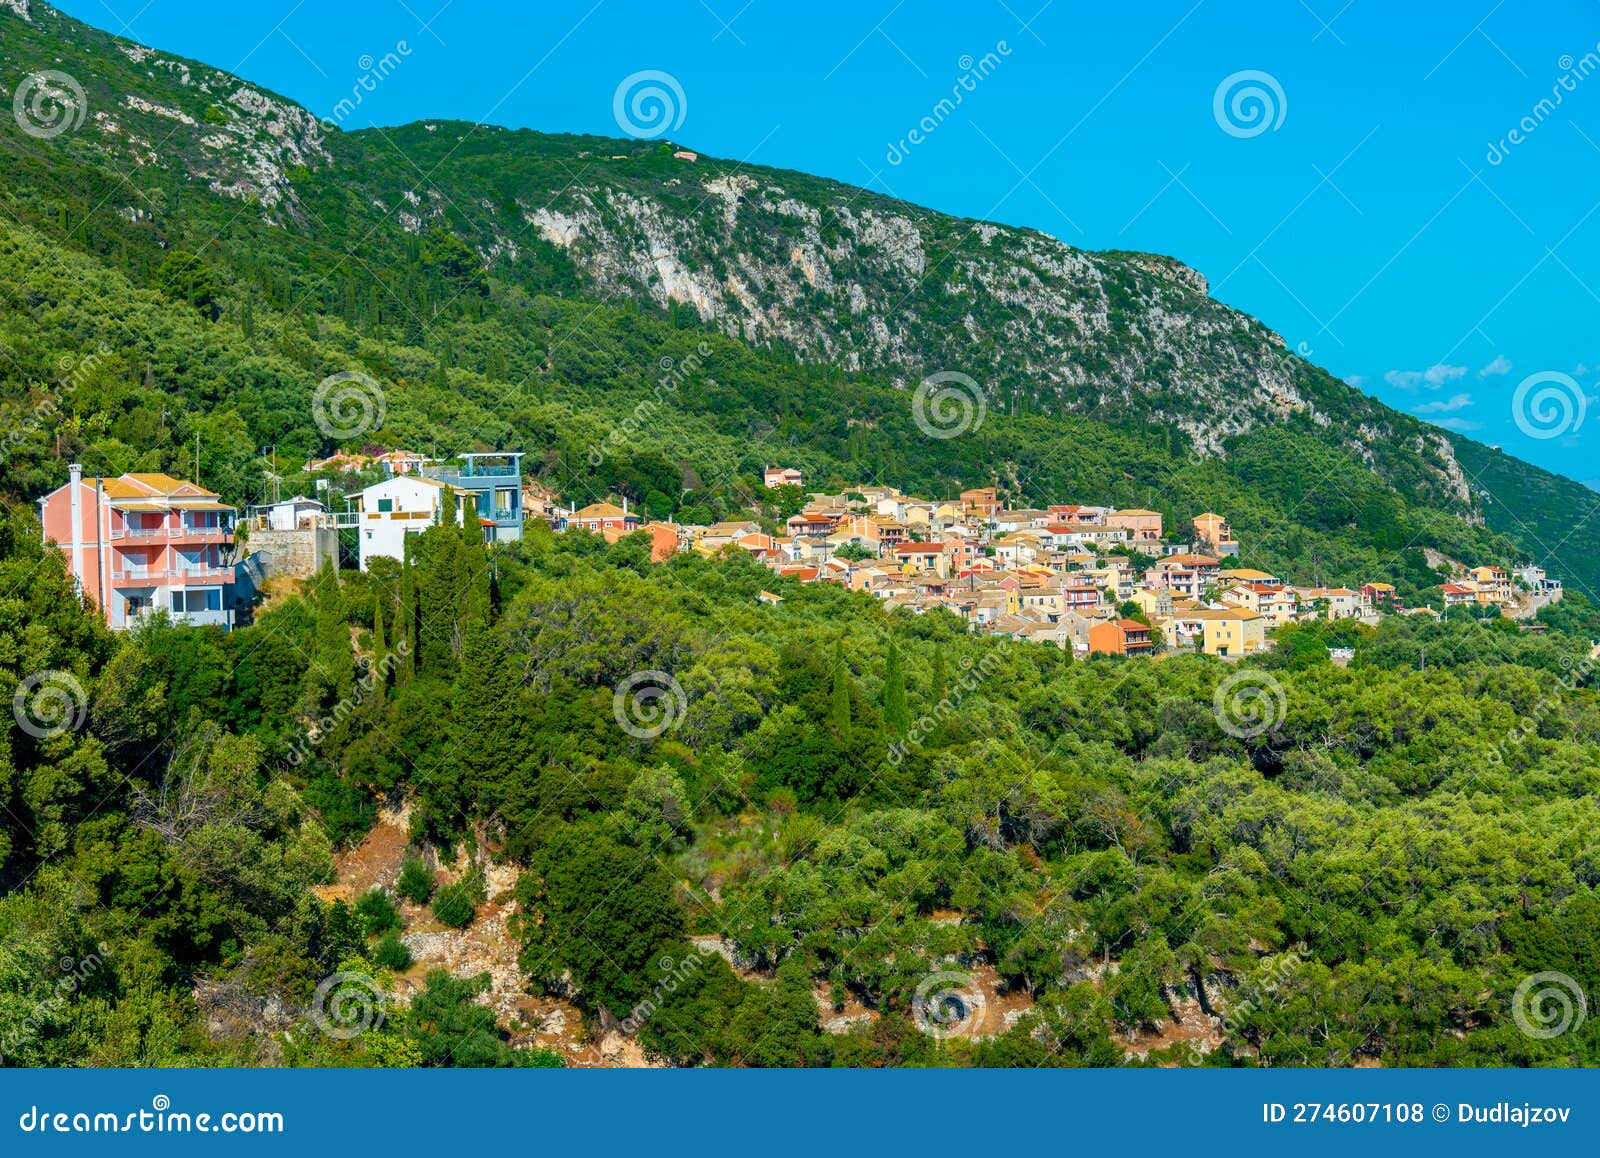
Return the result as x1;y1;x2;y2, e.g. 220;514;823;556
573;502;629;519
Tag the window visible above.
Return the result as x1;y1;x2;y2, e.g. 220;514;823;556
377;498;394;513
172;590;221;614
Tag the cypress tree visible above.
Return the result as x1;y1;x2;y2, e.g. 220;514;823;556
313;561;353;706
883;638;909;738
831;641;852;742
400;539;417;676
372;596;389;702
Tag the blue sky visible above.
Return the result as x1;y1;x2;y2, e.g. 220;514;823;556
50;0;1600;486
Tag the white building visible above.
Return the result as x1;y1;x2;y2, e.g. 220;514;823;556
353;475;467;571
259;495;327;531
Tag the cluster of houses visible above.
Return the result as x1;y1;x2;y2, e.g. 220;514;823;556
34;454;1563;643
534;475;1563;659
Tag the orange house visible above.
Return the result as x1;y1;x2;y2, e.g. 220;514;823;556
567;501;640;533
959;487;1000;519
1088;618;1154;656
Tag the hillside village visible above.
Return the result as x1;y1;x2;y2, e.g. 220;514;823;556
564;471;1565;659
37;451;1565;656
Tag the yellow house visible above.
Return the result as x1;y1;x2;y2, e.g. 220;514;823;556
1129;584;1173;617
1468;566;1513;605
1197;608;1267;657
893;542;949;579
1220;583;1297;625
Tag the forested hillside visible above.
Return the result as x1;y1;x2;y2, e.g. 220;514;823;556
3;512;1600;1066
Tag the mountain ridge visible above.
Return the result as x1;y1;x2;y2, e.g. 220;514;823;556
3;1;1599;594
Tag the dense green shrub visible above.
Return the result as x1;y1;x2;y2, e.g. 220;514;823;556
397;856;435;905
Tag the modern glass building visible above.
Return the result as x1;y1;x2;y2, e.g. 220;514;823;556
420;452;524;542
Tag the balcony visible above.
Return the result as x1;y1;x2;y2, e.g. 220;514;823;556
111;570;161;586
170;566;234;583
111;524;234;542
422;454;522;482
111;567;233;585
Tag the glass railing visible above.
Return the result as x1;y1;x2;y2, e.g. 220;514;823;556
423;462;520;480
113;524;234;539
112;566;233;582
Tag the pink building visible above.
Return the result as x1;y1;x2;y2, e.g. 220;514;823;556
764;466;804;489
38;465;238;630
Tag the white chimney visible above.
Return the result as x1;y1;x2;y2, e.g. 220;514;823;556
67;464;84;594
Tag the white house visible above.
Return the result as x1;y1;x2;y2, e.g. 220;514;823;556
259;495;327;531
354;475;467;571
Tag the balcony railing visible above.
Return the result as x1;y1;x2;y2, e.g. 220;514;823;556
111;525;234;541
112;567;233;584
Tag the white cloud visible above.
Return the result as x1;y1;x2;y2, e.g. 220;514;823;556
1413;392;1475;414
1478;354;1512;377
1384;364;1467;390
1344;374;1367;389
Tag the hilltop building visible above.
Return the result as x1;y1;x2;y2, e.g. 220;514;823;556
764;466;804;489
1193;512;1240;558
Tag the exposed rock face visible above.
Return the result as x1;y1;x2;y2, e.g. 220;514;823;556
8;5;333;223
491;168;1472;514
